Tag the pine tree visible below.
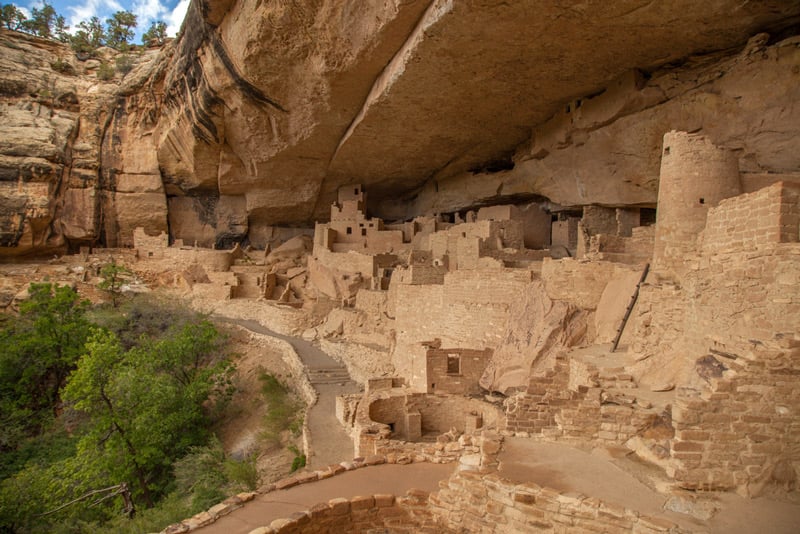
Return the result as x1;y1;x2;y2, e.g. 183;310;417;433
105;10;136;50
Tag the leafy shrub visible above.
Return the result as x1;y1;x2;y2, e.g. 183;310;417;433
50;57;75;75
259;372;302;446
288;445;306;473
114;53;134;75
96;61;114;81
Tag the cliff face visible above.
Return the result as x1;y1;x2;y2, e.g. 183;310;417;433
0;30;167;256
1;0;799;255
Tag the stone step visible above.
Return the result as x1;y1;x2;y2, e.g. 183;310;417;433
307;367;352;384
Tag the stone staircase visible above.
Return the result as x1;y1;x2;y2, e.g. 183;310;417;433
307;366;352;385
597;367;636;389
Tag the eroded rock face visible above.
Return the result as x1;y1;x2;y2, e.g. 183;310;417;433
0;30;166;256
1;1;799;255
161;0;800;231
479;281;587;395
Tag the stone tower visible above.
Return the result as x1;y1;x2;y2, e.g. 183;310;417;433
652;131;741;274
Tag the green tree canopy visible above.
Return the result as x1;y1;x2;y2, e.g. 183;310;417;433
0;4;26;30
22;1;57;38
142;20;167;46
53;13;68;42
98;261;132;307
62;321;233;507
0;283;90;448
105;10;136;50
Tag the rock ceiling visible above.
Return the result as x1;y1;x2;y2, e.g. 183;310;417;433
164;0;800;224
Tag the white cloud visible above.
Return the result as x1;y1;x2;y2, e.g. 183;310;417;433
132;0;167;28
15;4;31;18
66;0;124;28
166;0;188;36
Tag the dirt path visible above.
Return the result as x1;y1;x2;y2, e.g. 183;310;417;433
214;317;361;469
196;463;455;534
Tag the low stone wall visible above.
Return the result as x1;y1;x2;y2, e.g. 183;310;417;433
702;181;800;255
428;470;685;533
160;454;449;534
351;387;503;459
504;353;666;445
171;446;686;534
249;490;447;534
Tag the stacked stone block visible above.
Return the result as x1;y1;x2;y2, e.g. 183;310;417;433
429;471;685;533
670;338;800;494
702;181;800;254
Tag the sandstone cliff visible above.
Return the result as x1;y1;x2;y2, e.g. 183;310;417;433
0;30;165;256
1;1;799;255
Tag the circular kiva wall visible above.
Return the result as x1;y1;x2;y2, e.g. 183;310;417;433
368;393;501;441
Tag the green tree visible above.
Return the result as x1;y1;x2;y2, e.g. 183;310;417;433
115;53;134;75
142;20;167;46
0;4;26;30
63;322;232;508
0;283;90;446
98;261;132;307
105;10;136;50
71;15;105;55
97;60;115;80
54;13;68;42
23;1;57;38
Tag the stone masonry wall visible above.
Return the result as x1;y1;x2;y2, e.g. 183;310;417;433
702;181;800;254
392;268;533;391
668;243;800;494
425;347;492;395
428;470;684;533
540;258;619;310
504;352;665;445
670;340;800;495
629;181;800;494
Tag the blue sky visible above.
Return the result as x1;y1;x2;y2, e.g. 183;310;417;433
13;0;190;39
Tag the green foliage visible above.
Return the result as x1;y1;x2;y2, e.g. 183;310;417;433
71;16;105;56
288;445;306;473
91;293;206;350
22;1;57;38
0;289;238;532
98;261;131;307
173;437;257;511
62;321;231;507
95;491;194;534
50;57;75;75
1;3;25;30
142;20;167;46
224;456;259;490
105;10;137;50
114;53;134;75
54;14;68;42
258;372;303;447
97;61;115;81
0;283;90;449
0;425;75;480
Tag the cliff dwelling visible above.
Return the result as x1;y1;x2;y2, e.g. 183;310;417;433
1;1;800;533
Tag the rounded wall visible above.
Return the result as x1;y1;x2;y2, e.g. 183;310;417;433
653;131;741;272
411;396;502;435
368;396;407;439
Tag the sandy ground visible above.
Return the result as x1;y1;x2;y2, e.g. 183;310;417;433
498;438;800;533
